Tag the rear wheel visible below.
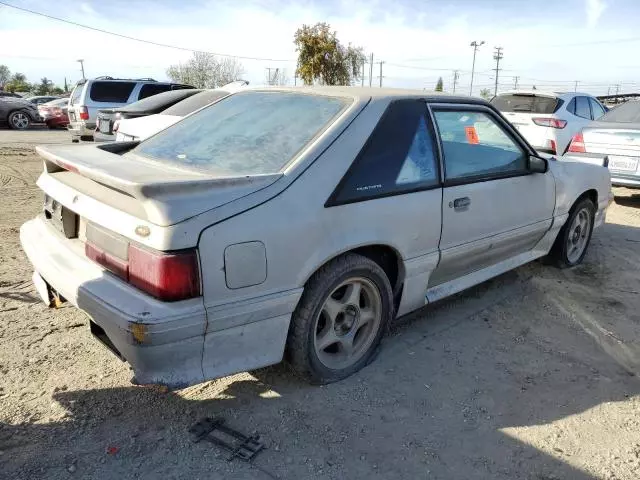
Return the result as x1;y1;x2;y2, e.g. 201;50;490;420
286;253;394;384
8;111;30;130
549;198;596;268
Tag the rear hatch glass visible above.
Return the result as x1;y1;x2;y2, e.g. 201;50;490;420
491;94;560;114
131;91;350;175
89;81;136;103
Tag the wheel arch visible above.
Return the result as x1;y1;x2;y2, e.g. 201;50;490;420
574;188;598;209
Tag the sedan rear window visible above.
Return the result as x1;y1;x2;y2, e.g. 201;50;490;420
133;91;350;175
491;94;560;114
600;101;640;123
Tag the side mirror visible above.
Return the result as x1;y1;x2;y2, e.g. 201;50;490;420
529;155;548;173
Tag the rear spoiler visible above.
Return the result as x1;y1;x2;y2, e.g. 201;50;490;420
35;144;282;225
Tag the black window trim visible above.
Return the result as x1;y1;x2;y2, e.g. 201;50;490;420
428;103;538;188
325;98;443;208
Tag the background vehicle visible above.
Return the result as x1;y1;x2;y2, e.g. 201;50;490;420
115;89;230;142
67;76;194;142
38;98;69;129
492;90;607;155
26;95;59;105
0;91;21;98
563;100;640;189
20;88;611;389
94;88;202;141
0;96;41;130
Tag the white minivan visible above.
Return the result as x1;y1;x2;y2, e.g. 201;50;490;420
492;90;607;155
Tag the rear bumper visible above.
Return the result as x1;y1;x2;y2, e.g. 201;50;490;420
611;173;640;189
20;216;208;387
67;121;95;139
93;131;116;143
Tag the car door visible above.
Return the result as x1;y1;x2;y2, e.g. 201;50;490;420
427;105;555;287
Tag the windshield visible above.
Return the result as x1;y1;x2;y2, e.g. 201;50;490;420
132;91;350;175
161;90;228;117
600;101;640;123
491;94;560;113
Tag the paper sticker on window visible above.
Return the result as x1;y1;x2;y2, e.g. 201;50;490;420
465;126;479;144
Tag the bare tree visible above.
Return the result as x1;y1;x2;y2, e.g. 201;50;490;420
265;68;290;86
167;53;245;88
0;65;10;89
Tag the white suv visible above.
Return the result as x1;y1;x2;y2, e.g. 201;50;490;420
67;76;193;142
492;90;607;155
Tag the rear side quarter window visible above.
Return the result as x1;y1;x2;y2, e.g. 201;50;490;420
89;81;136;103
138;83;172;100
327;99;440;205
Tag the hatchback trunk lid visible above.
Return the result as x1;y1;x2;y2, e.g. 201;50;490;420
36;144;282;226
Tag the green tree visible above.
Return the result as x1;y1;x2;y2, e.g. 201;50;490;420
36;77;53;95
5;72;30;93
479;88;492;100
294;22;365;86
435;77;444;92
51;86;64;95
0;65;10;89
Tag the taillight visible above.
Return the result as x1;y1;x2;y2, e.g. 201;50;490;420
532;117;567;129
85;240;200;302
129;244;200;302
567;132;586;153
79;106;89;120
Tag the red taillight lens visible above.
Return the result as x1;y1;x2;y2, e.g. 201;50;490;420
128;244;200;302
85;242;129;280
79;106;89;120
567;132;586;153
532;117;567;129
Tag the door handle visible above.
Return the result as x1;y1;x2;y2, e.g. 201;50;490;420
450;197;471;210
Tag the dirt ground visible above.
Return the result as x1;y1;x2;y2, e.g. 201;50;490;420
2;129;640;480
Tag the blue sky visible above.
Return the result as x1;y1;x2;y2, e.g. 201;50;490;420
1;0;639;95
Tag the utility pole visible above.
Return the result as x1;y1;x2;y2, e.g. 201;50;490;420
77;59;85;80
513;76;519;89
361;58;365;86
615;83;620;96
378;61;384;87
368;53;374;87
452;70;460;94
493;46;503;97
574;80;579;92
469;40;485;96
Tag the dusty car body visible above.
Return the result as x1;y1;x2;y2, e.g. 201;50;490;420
20;87;612;388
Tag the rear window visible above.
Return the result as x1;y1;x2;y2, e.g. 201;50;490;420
89;81;136;103
138;83;172;100
491;94;560;114
133;91;350;175
161;90;228;116
600;101;640;123
70;85;83;105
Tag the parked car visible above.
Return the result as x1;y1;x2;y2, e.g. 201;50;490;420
27;95;60;105
38;98;69;129
0;91;21;98
491;90;607;155
563;100;640;189
94;88;203;142
0;96;41;130
67;76;194;142
20;87;612;389
114;89;231;142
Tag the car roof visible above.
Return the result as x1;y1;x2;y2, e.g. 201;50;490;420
237;86;489;105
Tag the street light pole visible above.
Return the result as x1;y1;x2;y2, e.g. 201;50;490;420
469;40;484;96
77;59;85;80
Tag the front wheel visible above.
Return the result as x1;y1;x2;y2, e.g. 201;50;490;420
286;253;394;384
549;198;596;268
8;111;31;130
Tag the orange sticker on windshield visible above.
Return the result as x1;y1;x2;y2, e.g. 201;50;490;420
465;126;479;144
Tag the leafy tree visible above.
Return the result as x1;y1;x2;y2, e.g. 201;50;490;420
36;77;53;95
166;52;245;88
5;72;30;93
0;65;10;89
294;22;365;86
435;77;444;92
51;86;64;95
479;88;492;100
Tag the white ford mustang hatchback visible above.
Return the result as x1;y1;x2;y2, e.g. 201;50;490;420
20;87;612;388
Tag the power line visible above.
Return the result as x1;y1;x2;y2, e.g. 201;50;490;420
0;1;293;62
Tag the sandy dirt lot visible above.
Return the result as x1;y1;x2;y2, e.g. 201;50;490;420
2;129;640;480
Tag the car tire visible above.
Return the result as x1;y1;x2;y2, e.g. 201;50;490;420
286;253;394;384
549;197;596;268
8;110;31;130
